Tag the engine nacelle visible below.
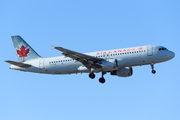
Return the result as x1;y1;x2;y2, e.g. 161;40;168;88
111;67;133;77
101;59;118;71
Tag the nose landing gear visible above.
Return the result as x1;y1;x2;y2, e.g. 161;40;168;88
151;63;156;74
152;70;156;74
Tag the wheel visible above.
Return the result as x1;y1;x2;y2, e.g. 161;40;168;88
152;70;156;74
89;73;95;79
99;77;105;84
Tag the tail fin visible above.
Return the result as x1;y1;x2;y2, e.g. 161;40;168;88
11;35;41;62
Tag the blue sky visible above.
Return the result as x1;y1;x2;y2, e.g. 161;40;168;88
1;0;180;120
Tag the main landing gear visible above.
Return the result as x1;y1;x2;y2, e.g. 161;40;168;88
151;63;156;74
88;72;106;84
89;72;95;79
99;72;106;84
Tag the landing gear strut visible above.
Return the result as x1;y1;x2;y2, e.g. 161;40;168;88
89;72;95;79
99;72;106;84
151;63;156;74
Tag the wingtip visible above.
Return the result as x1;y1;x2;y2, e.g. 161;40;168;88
5;60;10;63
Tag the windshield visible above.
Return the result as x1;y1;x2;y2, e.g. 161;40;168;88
159;47;168;51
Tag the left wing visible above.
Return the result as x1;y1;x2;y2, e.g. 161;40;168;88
52;46;103;69
5;60;31;67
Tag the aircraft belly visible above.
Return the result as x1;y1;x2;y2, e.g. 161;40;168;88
45;61;81;74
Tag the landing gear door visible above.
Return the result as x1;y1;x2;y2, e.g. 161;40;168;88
147;45;153;56
39;59;45;69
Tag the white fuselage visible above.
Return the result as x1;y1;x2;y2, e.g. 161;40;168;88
10;45;175;74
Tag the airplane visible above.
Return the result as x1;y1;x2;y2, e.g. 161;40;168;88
5;35;175;83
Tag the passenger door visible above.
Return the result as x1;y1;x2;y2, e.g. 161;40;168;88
147;45;153;56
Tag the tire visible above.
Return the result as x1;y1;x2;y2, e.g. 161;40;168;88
152;70;156;74
99;77;105;84
89;73;95;79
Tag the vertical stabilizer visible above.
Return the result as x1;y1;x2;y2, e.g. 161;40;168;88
11;35;41;62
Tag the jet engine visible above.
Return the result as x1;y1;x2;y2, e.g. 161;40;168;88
111;67;133;77
101;59;118;71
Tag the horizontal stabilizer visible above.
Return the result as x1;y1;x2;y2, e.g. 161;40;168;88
5;60;31;67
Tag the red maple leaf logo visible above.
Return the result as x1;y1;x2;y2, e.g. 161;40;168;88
16;45;30;58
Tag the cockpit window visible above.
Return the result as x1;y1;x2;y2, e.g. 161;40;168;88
159;47;167;51
162;48;167;50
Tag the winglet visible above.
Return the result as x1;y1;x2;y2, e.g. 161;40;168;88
51;45;55;50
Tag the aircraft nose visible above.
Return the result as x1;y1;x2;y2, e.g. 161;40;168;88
169;51;175;59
